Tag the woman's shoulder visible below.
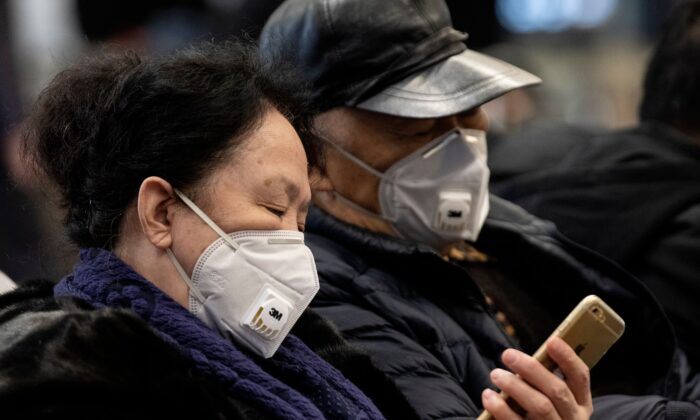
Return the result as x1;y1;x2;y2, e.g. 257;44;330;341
0;281;84;351
0;281;144;356
0;282;265;419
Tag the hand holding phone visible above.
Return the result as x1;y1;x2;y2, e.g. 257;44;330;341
478;295;625;420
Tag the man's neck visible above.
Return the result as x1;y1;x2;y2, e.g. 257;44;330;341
312;191;396;237
312;191;474;257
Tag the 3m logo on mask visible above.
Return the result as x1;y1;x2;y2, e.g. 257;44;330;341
435;191;472;232
244;288;293;340
269;307;283;320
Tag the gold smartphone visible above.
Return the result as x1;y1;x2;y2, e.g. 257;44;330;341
477;295;625;420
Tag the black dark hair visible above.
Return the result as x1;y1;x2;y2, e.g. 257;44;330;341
640;0;700;130
23;41;318;250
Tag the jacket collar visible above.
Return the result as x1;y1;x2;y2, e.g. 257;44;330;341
306;206;439;258
306;195;545;257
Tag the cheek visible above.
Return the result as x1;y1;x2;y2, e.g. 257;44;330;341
323;150;383;211
231;212;288;231
461;108;490;131
327;150;376;188
171;219;220;274
213;201;291;233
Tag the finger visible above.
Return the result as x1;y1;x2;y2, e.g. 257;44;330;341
481;388;523;420
490;368;560;420
546;337;592;408
501;348;578;419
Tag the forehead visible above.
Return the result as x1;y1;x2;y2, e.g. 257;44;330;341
248;115;306;167
233;110;308;181
318;108;432;151
200;109;309;194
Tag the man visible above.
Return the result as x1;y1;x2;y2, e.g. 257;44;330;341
491;0;700;371
261;0;700;418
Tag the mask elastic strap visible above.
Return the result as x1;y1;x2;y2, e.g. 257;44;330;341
173;188;240;251
166;248;206;304
318;137;401;223
319;137;389;180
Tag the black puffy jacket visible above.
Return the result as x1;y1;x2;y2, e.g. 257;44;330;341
305;197;700;419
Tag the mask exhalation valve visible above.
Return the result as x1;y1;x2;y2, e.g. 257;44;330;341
243;287;293;340
435;191;472;233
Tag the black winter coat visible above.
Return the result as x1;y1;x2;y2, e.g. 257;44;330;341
0;282;414;420
493;123;700;370
305;198;700;419
0;282;259;419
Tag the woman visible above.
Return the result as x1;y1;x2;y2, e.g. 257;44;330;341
0;42;382;419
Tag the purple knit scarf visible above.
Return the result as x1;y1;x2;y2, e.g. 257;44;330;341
54;248;383;420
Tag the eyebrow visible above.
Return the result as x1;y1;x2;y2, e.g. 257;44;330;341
282;177;300;201
265;175;310;211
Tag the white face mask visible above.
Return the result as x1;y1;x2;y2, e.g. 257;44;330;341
325;128;490;250
166;189;320;359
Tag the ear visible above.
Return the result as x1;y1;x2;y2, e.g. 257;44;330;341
137;176;178;250
309;166;334;193
309;166;340;211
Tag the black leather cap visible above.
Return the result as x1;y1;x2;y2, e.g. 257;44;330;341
260;0;541;118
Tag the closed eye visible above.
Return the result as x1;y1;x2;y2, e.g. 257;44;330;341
392;121;437;139
265;206;287;218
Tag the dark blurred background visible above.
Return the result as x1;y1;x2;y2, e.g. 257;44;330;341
0;0;680;281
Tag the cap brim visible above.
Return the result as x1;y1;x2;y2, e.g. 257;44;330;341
356;49;542;118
